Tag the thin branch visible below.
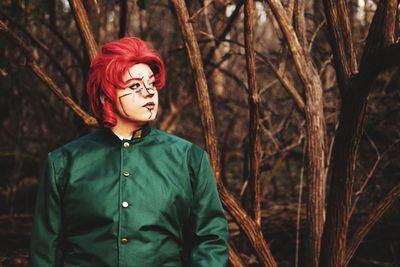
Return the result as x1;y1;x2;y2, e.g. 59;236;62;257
308;19;326;53
205;1;244;62
295;140;307;267
188;0;215;22
344;183;400;267
351;137;400;215
0;20;98;127
0;12;78;101
201;33;305;112
228;242;246;267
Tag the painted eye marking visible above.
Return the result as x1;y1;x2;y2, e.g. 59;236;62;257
120;93;133;98
118;93;134;117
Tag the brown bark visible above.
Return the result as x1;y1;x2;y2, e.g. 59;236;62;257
68;0;98;61
256;52;305;112
169;1;277;266
0;20;98;127
228;242;246;267
244;0;262;227
293;0;307;47
264;1;326;266
320;1;399;266
322;0;357;94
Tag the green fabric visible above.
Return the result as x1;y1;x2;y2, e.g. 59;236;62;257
29;126;229;267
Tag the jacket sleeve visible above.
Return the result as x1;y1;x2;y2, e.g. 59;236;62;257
188;149;229;267
29;152;63;267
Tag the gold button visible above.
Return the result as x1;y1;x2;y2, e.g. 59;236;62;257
121;238;128;244
121;201;129;208
122;171;130;177
123;142;130;148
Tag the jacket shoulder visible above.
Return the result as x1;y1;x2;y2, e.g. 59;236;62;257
49;130;105;160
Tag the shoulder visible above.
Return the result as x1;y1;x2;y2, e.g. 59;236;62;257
150;129;208;166
151;129;205;153
48;129;105;162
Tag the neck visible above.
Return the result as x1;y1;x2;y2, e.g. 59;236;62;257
111;117;145;139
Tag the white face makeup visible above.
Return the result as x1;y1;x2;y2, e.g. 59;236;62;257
114;63;159;125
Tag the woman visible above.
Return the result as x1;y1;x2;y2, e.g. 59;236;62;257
29;37;229;267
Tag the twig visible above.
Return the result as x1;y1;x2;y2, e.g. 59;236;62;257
0;20;98;127
295;140;307;267
344;183;400;266
308;19;326;53
351;137;400;215
188;0;215;23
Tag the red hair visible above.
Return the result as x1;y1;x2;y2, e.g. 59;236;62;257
87;37;165;127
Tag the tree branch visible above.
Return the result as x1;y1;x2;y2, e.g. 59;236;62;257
169;1;277;266
0;20;98;127
322;0;357;94
0;12;78;102
244;0;262;227
119;0;128;38
344;183;400;267
264;1;326;266
68;0;98;61
358;0;398;89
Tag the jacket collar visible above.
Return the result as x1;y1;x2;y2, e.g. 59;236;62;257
102;124;151;144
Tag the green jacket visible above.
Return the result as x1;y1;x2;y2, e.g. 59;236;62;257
29;126;229;267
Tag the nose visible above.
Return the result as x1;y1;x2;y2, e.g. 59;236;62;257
143;87;155;98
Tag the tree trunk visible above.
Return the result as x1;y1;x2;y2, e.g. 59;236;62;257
244;0;262;227
170;0;277;265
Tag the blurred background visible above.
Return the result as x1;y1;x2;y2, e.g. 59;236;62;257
0;0;399;266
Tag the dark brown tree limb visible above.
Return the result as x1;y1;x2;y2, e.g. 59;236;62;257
256;52;305;112
244;0;262;227
68;0;98;61
322;0;357;93
169;1;277;266
357;0;398;90
169;0;221;177
264;1;326;266
205;1;244;62
47;0;57;30
30;62;98;127
320;1;399;266
119;0;128;38
203;35;305;111
0;20;98;127
0;12;78;102
344;183;400;267
42;19;83;66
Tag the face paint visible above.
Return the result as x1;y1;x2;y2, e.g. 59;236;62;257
114;63;159;125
